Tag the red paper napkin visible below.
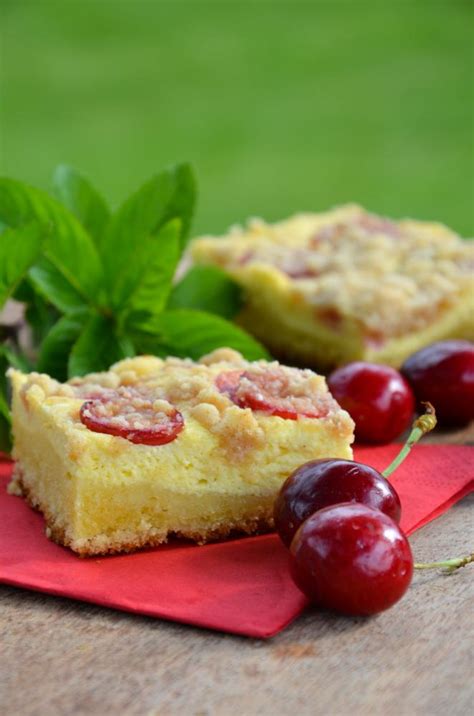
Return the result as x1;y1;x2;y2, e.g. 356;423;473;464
0;445;472;638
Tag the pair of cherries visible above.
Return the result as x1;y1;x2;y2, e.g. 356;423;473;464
328;340;474;444
274;456;412;616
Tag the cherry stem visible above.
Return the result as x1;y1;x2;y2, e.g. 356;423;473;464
382;403;437;479
414;552;474;573
382;404;471;576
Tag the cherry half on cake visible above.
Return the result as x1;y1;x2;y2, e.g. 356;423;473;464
328;362;415;444
274;458;401;547
216;366;328;419
401;340;474;427
80;387;184;445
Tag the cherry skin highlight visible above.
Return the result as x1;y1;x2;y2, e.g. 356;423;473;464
401;340;474;427
274;458;401;547
289;503;413;615
328;362;415;444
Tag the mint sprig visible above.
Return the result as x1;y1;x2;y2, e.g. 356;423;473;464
0;163;268;449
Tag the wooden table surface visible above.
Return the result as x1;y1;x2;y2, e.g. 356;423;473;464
1;428;473;716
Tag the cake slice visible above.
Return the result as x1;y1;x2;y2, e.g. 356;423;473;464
8;348;354;555
191;205;474;369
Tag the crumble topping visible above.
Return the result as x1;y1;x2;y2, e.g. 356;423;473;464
11;351;352;458
216;363;333;419
70;370;121;393
212;406;266;463
199;347;247;365
13;370;76;401
189;402;222;429
191;204;473;338
79;387;184;445
82;387;176;426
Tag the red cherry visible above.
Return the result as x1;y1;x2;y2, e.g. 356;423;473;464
215;368;326;419
80;391;184;445
290;503;413;615
401;340;474;427
328;362;415;444
274;458;401;547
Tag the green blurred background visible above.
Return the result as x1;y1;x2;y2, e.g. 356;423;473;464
1;0;473;236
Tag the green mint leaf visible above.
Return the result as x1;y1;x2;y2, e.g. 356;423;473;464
100;163;196;310
68;314;135;377
0;222;43;308
129;328;166;357
0;344;32;372
0;178;104;310
164;163;197;248
0;400;10;452
0;344;13;396
37;312;88;381
15;280;61;345
29;258;87;313
53;165;110;241
29;260;90;314
168;265;242;319
0;343;24;388
132;308;270;361
0;341;32;453
0;346;14;453
116;219;181;319
12;278;33;304
0;414;11;453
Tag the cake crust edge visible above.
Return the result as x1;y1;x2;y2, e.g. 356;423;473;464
9;462;275;557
